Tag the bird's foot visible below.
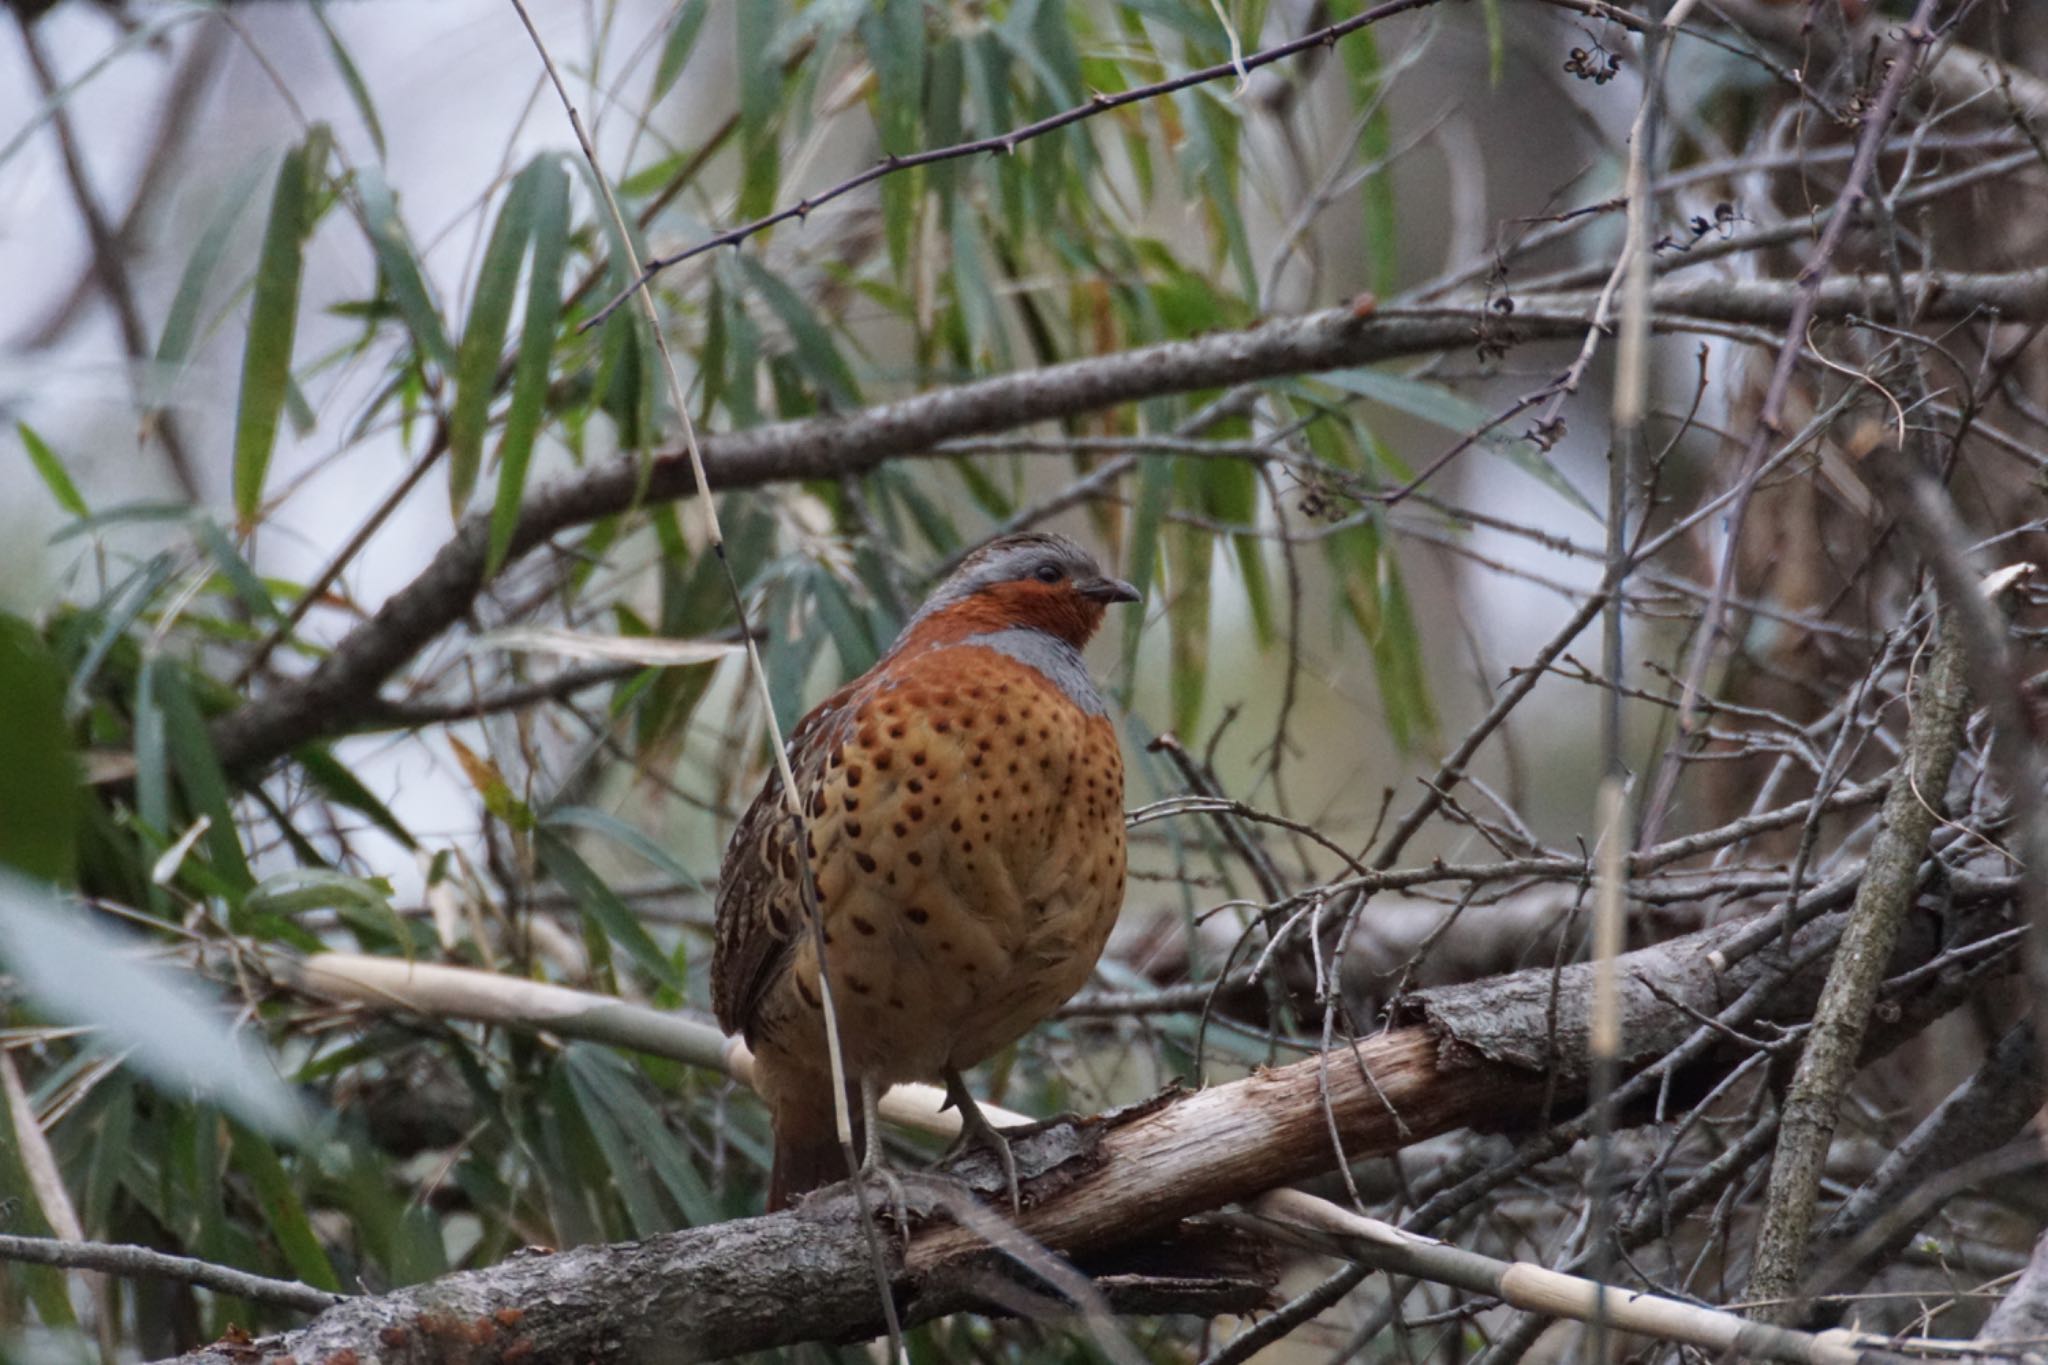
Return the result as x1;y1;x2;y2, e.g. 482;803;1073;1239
940;1069;1022;1214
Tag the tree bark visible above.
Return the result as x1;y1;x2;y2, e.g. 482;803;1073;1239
156;869;2020;1365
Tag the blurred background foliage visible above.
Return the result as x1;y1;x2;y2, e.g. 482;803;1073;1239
3;0;2039;1358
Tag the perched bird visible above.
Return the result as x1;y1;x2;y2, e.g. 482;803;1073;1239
713;532;1139;1210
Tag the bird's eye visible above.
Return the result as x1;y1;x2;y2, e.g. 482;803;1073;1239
1033;563;1064;584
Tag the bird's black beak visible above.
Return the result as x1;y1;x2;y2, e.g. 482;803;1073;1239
1079;575;1141;605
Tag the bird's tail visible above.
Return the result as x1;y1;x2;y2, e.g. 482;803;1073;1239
767;1084;864;1211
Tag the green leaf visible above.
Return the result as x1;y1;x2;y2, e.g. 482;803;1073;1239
232;136;321;531
311;2;384;156
357;166;456;374
230;1124;341;1290
297;744;416;849
563;1045;716;1229
735;2;781;221
1166;519;1212;738
0;870;304;1137
194;517;281;622
1330;519;1436;748
651;0;710;100
545;805;704;895
736;253;861;408
244;869;394;920
536;827;685;993
15;422;88;519
0;615;79;884
154;663;255;894
153;159;268;413
488;157;570;576
449;163;542;514
1322;366;1598;516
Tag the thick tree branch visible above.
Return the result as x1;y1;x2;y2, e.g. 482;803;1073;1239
156;872;2020;1364
194;264;2048;781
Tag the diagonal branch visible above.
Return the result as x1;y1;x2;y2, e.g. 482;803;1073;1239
195;265;2048;780
150;862;2018;1364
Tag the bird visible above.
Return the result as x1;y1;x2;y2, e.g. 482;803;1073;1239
712;532;1139;1211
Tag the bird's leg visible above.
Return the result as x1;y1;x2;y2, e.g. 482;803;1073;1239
856;1074;910;1232
942;1067;1021;1213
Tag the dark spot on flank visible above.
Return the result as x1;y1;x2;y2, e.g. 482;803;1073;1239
908;851;924;866
859;727;878;748
856;852;878;874
961;839;974;852
847;976;872;995
893;822;908;837
908;804;925;821
996;712;1011;726
1039;727;1051;740
888;725;906;740
875;754;892;771
907;906;930;925
889;997;906;1010
908;778;925;794
939;938;953;952
846;820;864;838
847;766;865;787
852;915;876;936
962;962;978;975
844;796;860;812
797;981;821;1010
935;720;951;733
950;818;963;833
912;752;927;766
830;745;845;768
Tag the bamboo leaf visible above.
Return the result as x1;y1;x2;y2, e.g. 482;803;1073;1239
735;253;861;408
545;805;704;896
488;156;570;575
296;744;416;850
153;160;267;412
229;1124;341;1291
448;164;541;515
536;827;685;993
0;615;79;884
0;871;304;1137
232;136;321;531
311;1;385;157
651;0;710;100
357;166;456;374
155;663;255;894
15;422;88;519
1323;366;1597;516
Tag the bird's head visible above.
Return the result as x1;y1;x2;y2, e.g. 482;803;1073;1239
901;532;1139;650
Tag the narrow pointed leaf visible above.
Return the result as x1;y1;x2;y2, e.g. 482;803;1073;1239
0;871;303;1137
536;828;685;993
0;615;79;884
15;422;88;519
357;166;456;374
488;157;570;575
448;166;540;514
232;139;319;530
